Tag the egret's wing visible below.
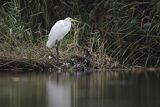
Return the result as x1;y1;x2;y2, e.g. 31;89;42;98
48;20;65;40
46;20;65;48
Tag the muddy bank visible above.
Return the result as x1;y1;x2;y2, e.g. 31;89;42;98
0;54;125;72
0;57;45;72
1;56;160;72
0;41;126;72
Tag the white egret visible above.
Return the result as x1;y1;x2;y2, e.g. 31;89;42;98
46;17;78;65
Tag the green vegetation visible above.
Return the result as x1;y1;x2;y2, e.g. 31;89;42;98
0;0;160;69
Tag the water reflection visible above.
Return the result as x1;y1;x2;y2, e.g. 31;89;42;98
0;72;160;107
47;75;71;107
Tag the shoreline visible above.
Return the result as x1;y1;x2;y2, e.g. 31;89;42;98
0;42;122;72
1;56;160;73
1;42;160;73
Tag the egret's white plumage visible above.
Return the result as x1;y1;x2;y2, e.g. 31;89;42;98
46;17;77;65
46;17;72;48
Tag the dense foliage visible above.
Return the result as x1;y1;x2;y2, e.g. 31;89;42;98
0;0;160;66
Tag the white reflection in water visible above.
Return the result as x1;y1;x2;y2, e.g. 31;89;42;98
47;78;71;107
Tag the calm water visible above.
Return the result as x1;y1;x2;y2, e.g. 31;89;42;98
0;72;160;107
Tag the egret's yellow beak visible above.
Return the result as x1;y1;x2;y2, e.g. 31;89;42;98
71;19;80;23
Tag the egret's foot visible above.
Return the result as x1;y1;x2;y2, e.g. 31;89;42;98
56;59;63;67
56;61;60;66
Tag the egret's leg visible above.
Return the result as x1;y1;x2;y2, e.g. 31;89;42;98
56;42;60;66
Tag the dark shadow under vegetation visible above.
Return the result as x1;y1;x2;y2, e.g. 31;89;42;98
0;0;160;72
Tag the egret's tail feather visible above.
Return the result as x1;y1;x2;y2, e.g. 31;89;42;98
46;40;56;48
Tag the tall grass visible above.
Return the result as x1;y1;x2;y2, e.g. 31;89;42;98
0;0;160;67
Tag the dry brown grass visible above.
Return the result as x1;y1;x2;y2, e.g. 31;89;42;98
0;40;123;72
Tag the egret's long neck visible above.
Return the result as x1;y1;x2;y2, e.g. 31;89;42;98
63;19;70;25
63;20;72;34
63;21;71;28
